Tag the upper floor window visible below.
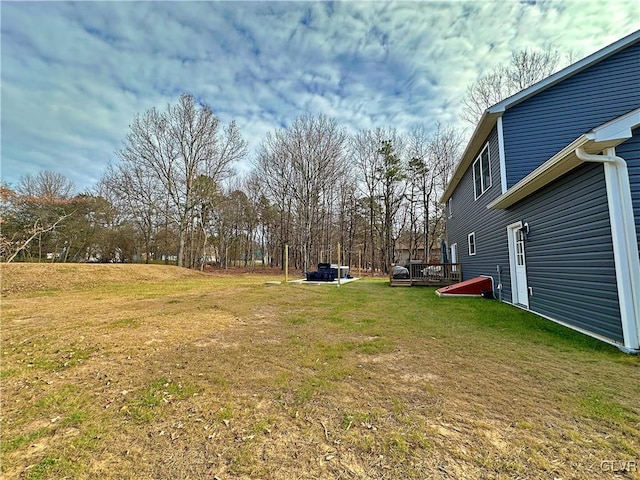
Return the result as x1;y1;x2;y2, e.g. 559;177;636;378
448;198;453;218
473;144;491;199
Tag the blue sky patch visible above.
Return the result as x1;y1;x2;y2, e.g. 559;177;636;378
1;1;638;191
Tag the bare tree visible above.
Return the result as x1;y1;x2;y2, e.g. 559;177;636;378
100;162;162;263
426;124;463;252
114;94;247;267
254;131;294;269
18;170;75;199
350;129;382;273
254;114;348;272
242;173;264;269
406;126;431;260
508;47;560;91
351;128;407;273
1;180;77;263
2;172;78;261
461;45;560;125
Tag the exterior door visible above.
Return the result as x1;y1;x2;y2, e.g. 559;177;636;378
508;223;529;308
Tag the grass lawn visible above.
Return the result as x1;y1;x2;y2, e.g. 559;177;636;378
1;264;639;479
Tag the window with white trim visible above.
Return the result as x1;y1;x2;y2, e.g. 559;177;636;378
448;198;453;218
468;232;476;256
473;144;491;199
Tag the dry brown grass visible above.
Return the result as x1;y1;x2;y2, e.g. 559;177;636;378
1;263;639;479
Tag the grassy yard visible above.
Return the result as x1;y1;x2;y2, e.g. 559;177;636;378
1;264;638;479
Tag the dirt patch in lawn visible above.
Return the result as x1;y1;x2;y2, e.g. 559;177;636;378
1;264;639;479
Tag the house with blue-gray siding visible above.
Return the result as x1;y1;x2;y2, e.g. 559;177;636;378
441;30;640;352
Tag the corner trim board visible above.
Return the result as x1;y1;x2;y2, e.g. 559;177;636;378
497;117;508;194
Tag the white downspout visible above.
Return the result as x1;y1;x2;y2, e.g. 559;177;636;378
575;146;640;353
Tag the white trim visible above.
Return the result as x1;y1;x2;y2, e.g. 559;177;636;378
448;198;453;218
450;243;458;273
436;292;482;298
441;31;640;204
504;300;634;352
497;117;508;194
507;221;529;308
602;159;635;346
441;110;499;203
468;232;476;256
488;108;640;210
507;223;518;304
488;31;640;114
588;108;640;142
472;158;480;200
450;243;457;261
574;146;640;351
473;143;492;200
487;135;589;209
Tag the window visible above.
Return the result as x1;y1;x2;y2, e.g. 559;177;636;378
473;144;491;199
448;198;453;218
516;230;525;266
451;243;458;272
468;232;476;256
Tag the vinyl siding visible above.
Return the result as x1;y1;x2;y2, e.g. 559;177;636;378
505;163;622;343
447;126;512;297
446;138;623;343
614;128;640;253
502;41;640;188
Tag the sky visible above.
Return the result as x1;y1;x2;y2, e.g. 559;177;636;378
1;1;639;192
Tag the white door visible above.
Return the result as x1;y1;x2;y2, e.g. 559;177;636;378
508;223;529;308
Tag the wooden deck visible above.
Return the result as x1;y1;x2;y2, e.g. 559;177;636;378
389;262;462;287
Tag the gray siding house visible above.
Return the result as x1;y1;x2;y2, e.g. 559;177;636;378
442;30;640;352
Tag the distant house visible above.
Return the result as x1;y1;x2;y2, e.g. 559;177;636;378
394;244;441;265
441;30;640;352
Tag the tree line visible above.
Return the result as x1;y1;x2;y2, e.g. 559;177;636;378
1;98;461;274
1;46;561;272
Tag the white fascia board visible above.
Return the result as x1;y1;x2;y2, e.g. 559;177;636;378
441;30;640;205
488;108;640;210
488;31;640;115
487;135;589;209
441;111;500;203
587;108;640;142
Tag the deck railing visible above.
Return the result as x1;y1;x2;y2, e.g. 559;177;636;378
390;262;462;286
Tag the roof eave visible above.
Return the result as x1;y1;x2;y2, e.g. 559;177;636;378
486;136;590;210
487;30;640;114
441;29;640;205
440;110;501;203
487;108;640;210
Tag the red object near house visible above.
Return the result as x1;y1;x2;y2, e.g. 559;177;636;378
436;276;493;297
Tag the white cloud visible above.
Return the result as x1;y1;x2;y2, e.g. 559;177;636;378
1;0;638;191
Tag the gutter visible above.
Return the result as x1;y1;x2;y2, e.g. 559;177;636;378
487;135;589;209
575;146;640;353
